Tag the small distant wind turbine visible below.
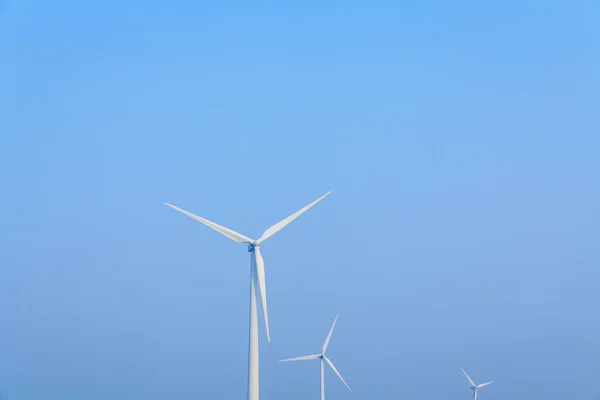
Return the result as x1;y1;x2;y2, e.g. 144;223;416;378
460;367;494;400
165;191;331;400
280;314;351;400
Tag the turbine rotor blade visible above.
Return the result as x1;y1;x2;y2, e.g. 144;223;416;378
279;354;321;362
164;203;253;243
460;367;476;387
254;247;270;342
477;381;495;389
322;313;339;354
257;191;332;244
324;356;351;391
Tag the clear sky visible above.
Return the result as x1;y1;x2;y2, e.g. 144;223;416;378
1;1;599;399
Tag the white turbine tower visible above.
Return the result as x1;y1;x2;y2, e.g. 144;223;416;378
164;191;331;400
460;367;494;400
279;314;351;400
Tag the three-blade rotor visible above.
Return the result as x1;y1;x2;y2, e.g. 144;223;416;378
165;190;332;343
279;314;351;392
460;367;495;392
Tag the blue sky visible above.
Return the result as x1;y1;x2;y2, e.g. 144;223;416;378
1;1;599;399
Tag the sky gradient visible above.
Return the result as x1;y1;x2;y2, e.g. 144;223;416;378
1;1;599;399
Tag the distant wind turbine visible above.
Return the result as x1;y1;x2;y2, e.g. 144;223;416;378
164;191;331;400
280;314;351;400
460;367;494;400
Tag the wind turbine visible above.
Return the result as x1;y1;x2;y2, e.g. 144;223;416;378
460;367;494;400
279;314;351;400
164;191;331;400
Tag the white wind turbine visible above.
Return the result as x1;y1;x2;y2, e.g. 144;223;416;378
279;314;351;400
460;367;494;400
164;191;331;400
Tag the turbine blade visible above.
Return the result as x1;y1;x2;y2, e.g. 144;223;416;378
257;191;332;244
324;356;351;391
477;381;495;389
254;247;270;343
460;367;476;387
165;203;253;243
279;354;321;362
322;313;339;354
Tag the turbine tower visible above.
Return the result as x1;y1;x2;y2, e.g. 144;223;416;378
280;314;351;400
165;191;331;400
460;367;494;400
